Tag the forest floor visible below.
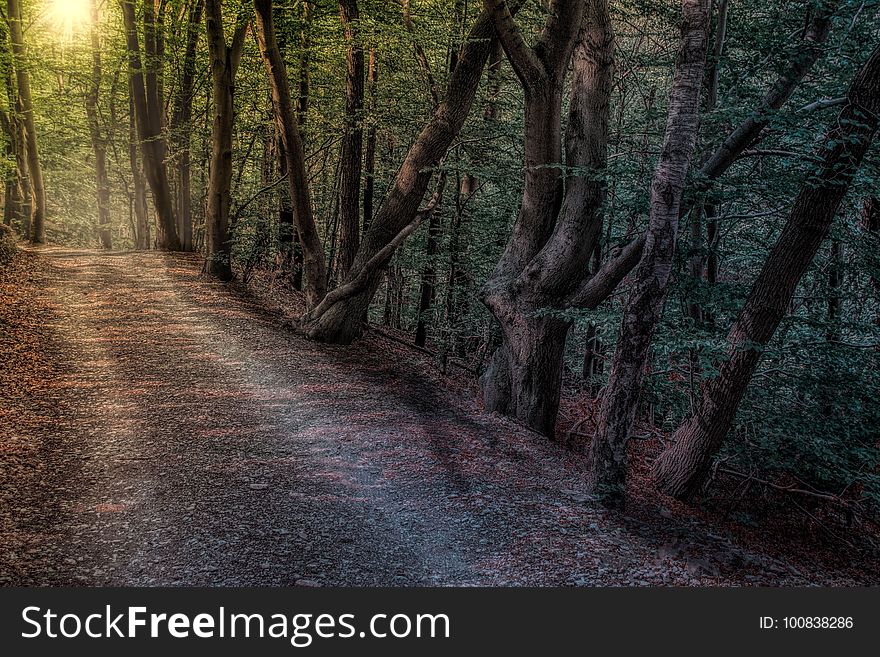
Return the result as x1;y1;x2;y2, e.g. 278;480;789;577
1;246;878;586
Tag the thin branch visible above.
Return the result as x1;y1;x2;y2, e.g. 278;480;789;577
301;171;448;324
484;0;544;86
565;235;646;309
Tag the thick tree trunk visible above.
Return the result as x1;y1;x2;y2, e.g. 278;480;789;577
336;0;364;280
7;0;46;244
652;45;880;500
255;0;327;307
170;0;204;252
120;0;180;250
87;0;112;249
481;300;571;437
301;10;499;343
203;0;247;281
481;0;615;436
480;83;566;432
587;0;709;504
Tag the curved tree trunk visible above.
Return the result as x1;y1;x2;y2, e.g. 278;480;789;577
254;0;327;307
586;0;710;505
479;83;567;433
301;9;500;343
480;0;621;437
7;0;46;244
652;45;880;500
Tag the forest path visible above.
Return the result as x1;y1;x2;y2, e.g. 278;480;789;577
1;247;811;586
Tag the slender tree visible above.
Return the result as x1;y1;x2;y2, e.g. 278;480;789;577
586;0;710;504
254;0;327;305
170;0;205;252
204;0;248;280
128;82;150;249
86;0;112;249
336;0;364;280
120;0;180;250
7;0;46;244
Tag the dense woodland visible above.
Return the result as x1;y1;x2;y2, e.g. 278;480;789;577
2;0;880;519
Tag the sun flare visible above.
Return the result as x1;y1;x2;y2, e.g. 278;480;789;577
49;0;92;38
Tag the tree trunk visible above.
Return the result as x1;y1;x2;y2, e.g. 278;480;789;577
587;0;710;504
170;0;204;252
120;0;180;250
337;0;364;280
415;201;443;347
254;0;327;307
652;44;880;500
0;110;23;230
363;47;379;233
482;302;572;437
297;1;313;122
7;0;46;244
203;0;247;281
86;0;112;249
300;9;500;343
129;85;150;249
1;18;29;236
481;0;617;437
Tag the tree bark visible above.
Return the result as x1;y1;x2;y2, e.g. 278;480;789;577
652;44;880;500
204;0;247;281
120;0;180;250
86;0;112;249
300;8;501;344
586;0;710;504
129;84;151;249
297;1;313;122
254;0;327;307
362;47;378;232
0;109;22;229
415;199;443;347
170;0;204;252
481;0;619;437
7;0;46;244
337;0;364;280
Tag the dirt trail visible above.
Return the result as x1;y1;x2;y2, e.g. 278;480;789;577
0;248;852;585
